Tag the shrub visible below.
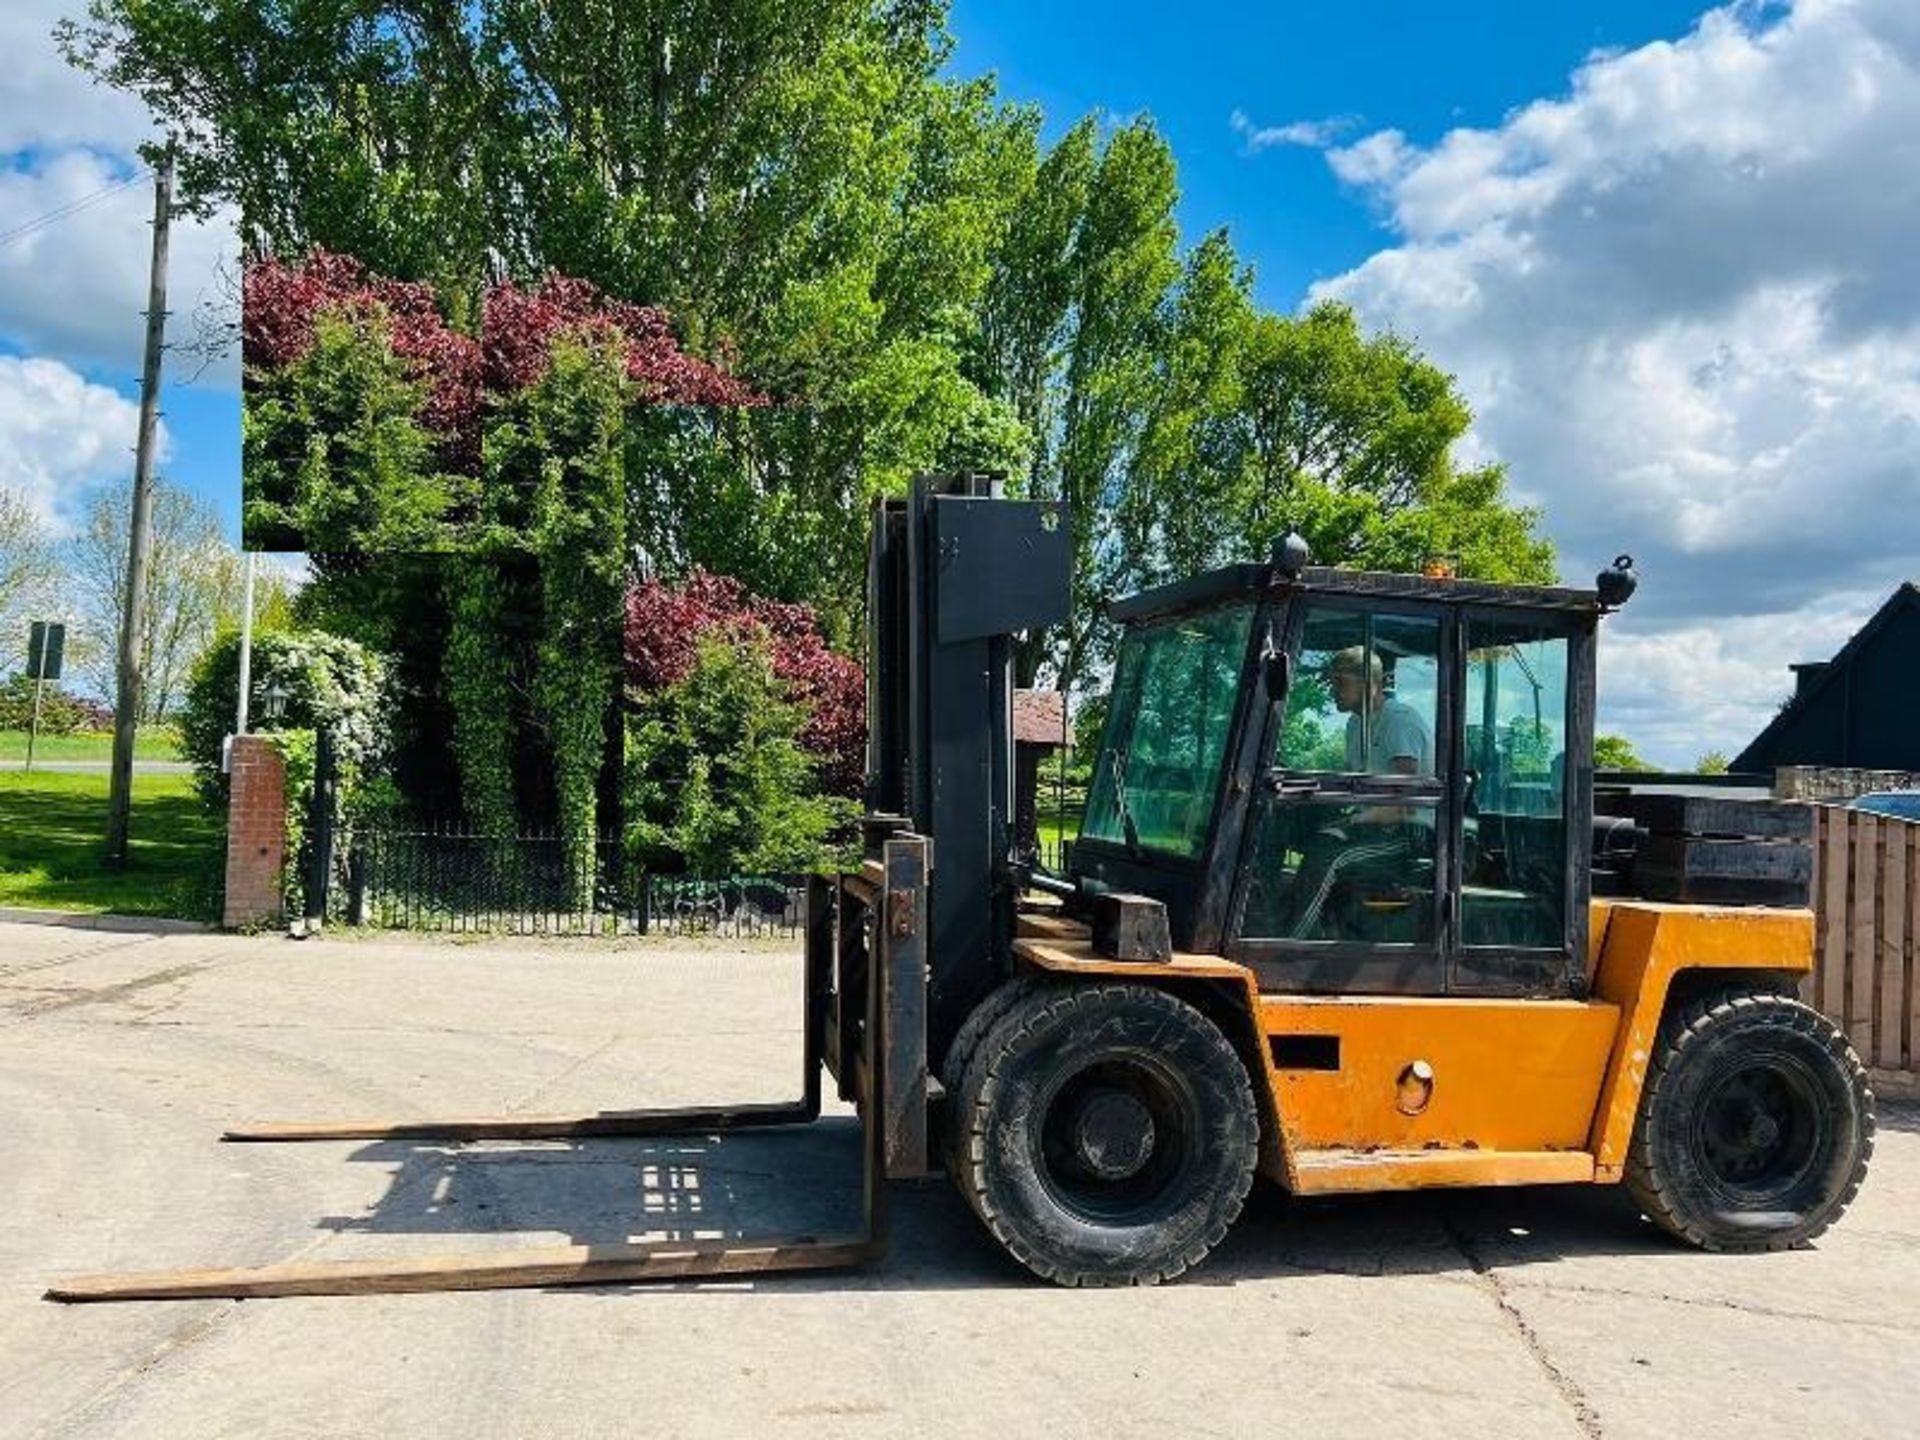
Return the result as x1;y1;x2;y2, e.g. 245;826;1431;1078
245;304;463;552
179;628;392;812
246;250;482;474
1594;733;1657;773
625;571;865;797
243;249;764;499
625;633;855;877
0;676;109;734
264;727;317;915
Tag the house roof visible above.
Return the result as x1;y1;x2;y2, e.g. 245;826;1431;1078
1012;689;1072;747
1733;582;1920;773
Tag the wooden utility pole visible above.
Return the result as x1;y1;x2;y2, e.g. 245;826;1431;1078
104;145;173;868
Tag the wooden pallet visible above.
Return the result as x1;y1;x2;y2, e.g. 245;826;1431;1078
1600;793;1814;907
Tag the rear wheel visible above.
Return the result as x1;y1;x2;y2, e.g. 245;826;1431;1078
953;983;1258;1286
1626;987;1872;1252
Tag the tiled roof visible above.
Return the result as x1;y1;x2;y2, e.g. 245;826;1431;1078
1012;689;1072;747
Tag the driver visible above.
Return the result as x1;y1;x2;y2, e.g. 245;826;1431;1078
1286;646;1433;939
1334;646;1432;777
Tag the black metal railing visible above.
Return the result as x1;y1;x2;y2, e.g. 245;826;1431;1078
340;828;806;939
337;825;1082;937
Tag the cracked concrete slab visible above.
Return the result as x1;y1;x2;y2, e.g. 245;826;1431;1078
0;922;1913;1438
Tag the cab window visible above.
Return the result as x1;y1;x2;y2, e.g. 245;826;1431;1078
1460;618;1573;949
1239;606;1443;943
1277;608;1440;776
1082;605;1254;860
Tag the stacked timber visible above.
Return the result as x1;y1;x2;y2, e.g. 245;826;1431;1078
1597;793;1814;906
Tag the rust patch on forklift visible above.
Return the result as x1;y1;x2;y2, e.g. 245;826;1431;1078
888;888;917;938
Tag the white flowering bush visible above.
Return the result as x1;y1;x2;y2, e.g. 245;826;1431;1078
181;628;393;816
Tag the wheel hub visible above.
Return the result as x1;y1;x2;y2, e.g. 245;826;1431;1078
1696;1060;1821;1193
1743;1109;1781;1150
1071;1090;1156;1181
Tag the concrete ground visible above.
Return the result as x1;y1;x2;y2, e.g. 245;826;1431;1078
0;921;1914;1440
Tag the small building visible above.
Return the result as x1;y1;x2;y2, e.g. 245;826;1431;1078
1012;689;1073;861
1733;583;1920;775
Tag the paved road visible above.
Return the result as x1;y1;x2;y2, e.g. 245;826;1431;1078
1;760;192;774
1;921;1915;1439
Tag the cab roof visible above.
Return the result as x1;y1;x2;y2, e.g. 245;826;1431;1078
1108;562;1603;625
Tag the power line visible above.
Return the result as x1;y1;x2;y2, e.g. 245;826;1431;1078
0;167;154;251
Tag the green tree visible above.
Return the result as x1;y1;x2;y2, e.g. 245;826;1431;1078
63;2;1034;633
1030;119;1182;689
1118;230;1258;585
244;305;459;553
0;484;56;629
977;116;1096;476
977;135;1554;691
1594;733;1656;773
1122;298;1554;596
69;479;246;720
625;633;853;875
442;560;521;837
68;0;1558;708
486;335;631;894
1696;750;1732;775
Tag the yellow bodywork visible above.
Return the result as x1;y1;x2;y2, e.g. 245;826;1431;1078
1583;899;1814;1179
1012;899;1813;1194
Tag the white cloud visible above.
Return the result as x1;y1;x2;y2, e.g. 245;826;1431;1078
0;354;162;531
1311;0;1920;762
0;152;240;385
1325;129;1414;186
0;2;156;155
0;3;239;386
1230;109;1359;153
1597;593;1879;766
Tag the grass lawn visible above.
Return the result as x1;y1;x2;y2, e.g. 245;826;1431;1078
0;769;223;919
1036;814;1079;867
0;727;182;763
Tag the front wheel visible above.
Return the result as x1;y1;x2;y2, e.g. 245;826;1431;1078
1626;987;1873;1251
952;982;1259;1286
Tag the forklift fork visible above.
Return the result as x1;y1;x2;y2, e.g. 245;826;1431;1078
46;837;932;1303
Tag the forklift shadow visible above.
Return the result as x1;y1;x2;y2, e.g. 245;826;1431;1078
1207;1181;1699;1286
305;1119;1695;1293
309;1116;1018;1291
1873;1098;1920;1135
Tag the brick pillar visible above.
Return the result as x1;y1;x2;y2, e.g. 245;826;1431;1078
224;735;288;929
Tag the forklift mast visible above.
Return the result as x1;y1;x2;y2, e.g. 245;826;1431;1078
863;474;1071;1064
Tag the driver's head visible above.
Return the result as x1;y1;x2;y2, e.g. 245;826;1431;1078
1327;646;1383;713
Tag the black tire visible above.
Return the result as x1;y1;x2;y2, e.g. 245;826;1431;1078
953;982;1259;1286
939;976;1045;1173
1626;987;1873;1252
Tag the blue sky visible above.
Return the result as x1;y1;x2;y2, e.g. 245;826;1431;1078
948;1;1718;308
3;0;1918;764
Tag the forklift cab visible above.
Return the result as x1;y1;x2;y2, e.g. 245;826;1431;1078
1070;557;1601;999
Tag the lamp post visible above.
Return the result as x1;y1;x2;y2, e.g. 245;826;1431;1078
258;678;290;725
235;552;257;735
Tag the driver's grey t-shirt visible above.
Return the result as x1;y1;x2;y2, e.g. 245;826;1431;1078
1346;697;1433;776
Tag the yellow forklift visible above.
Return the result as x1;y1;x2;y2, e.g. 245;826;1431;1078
51;475;1871;1300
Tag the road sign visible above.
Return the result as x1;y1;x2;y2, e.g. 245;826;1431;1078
24;621;66;775
27;621;64;681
